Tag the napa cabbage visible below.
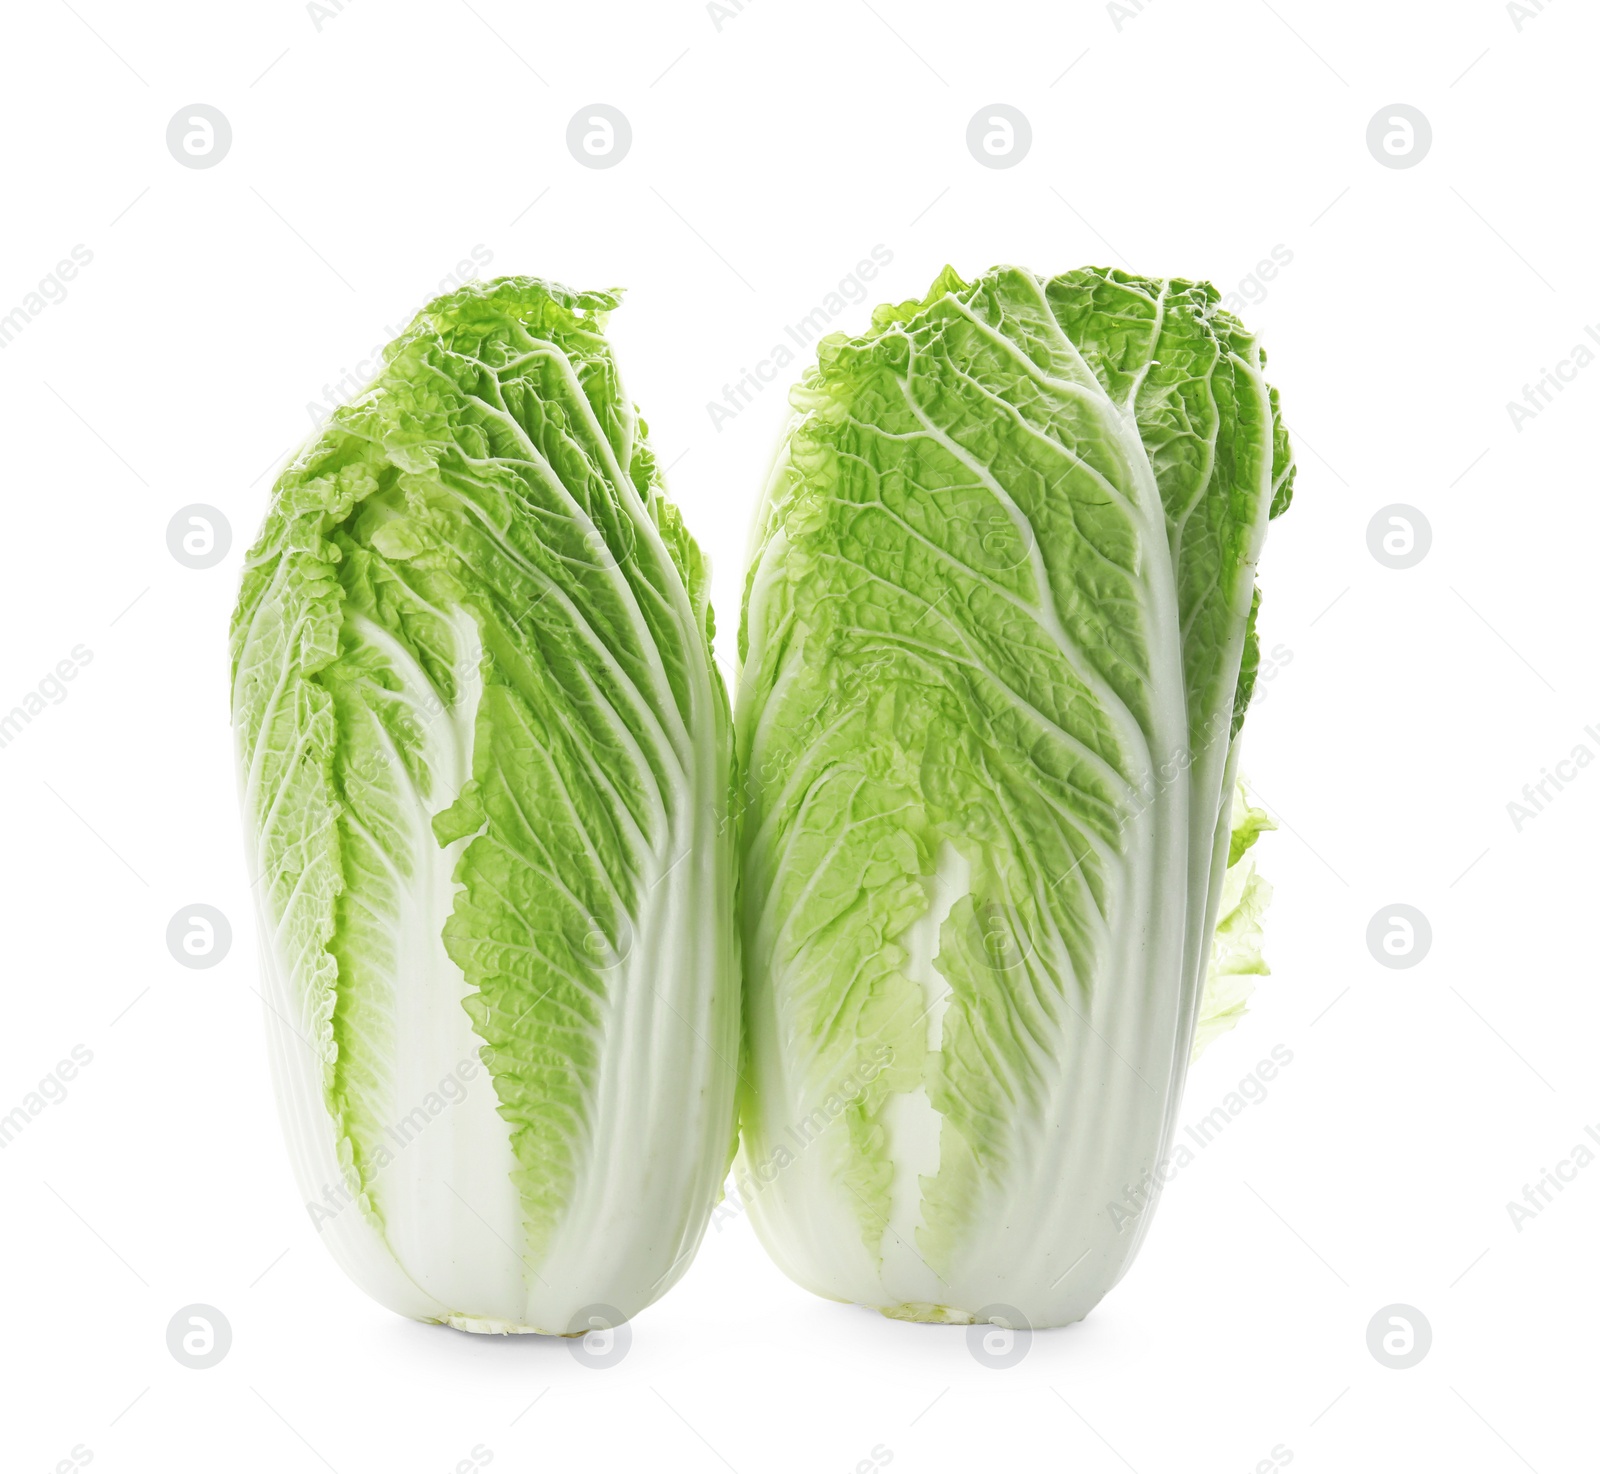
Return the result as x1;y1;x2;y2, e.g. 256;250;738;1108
734;264;1294;1327
232;278;737;1334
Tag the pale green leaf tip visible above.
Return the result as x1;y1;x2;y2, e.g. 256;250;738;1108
1193;780;1276;1060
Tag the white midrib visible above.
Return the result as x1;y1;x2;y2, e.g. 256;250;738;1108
343;610;536;1324
926;301;1194;1310
339;592;726;1333
526;617;735;1329
880;840;971;1295
1123;348;1281;1276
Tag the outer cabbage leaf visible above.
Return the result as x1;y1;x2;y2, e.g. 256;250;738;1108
1192;782;1276;1059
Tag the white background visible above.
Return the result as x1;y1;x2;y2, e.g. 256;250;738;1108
2;1;1595;1469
